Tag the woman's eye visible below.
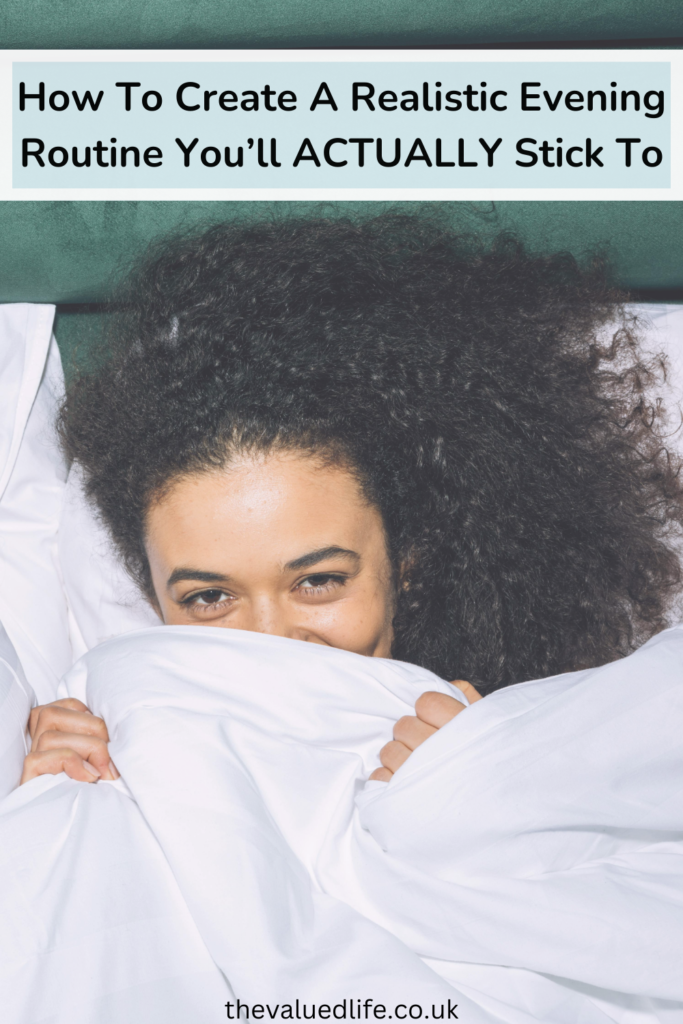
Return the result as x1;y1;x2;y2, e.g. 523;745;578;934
186;589;231;608
295;574;347;594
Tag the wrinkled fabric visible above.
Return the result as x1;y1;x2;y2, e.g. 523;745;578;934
1;625;682;1023
0;622;33;798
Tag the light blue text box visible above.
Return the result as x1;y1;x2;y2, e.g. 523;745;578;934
13;61;670;189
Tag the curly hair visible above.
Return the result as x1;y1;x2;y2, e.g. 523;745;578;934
59;212;683;693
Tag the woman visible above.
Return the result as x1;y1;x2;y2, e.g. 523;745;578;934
21;211;683;782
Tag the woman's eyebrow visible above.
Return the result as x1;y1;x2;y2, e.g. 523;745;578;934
166;549;359;588
166;568;232;588
285;547;360;572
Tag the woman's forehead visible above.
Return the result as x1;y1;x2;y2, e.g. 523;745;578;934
145;453;386;578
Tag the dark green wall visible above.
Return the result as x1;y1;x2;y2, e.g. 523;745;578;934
2;0;682;49
1;200;680;303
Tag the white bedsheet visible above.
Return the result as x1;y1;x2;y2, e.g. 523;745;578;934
1;625;682;1024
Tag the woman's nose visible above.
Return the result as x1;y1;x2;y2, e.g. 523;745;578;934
243;597;292;639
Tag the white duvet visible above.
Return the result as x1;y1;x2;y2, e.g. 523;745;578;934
1;625;682;1024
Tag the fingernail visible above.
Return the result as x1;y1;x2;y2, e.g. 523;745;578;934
109;761;120;780
83;761;101;779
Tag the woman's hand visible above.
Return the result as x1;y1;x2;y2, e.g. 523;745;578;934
370;681;482;782
20;698;119;785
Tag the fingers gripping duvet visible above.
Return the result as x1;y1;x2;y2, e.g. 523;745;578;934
1;626;682;1024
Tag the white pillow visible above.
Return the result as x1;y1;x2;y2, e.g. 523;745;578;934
60;465;159;654
0;304;72;705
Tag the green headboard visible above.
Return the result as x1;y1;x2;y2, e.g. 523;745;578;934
0;200;680;372
2;0;682;49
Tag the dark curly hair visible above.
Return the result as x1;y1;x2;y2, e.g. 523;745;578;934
59;212;683;693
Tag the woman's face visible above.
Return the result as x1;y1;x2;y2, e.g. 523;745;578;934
145;451;396;658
